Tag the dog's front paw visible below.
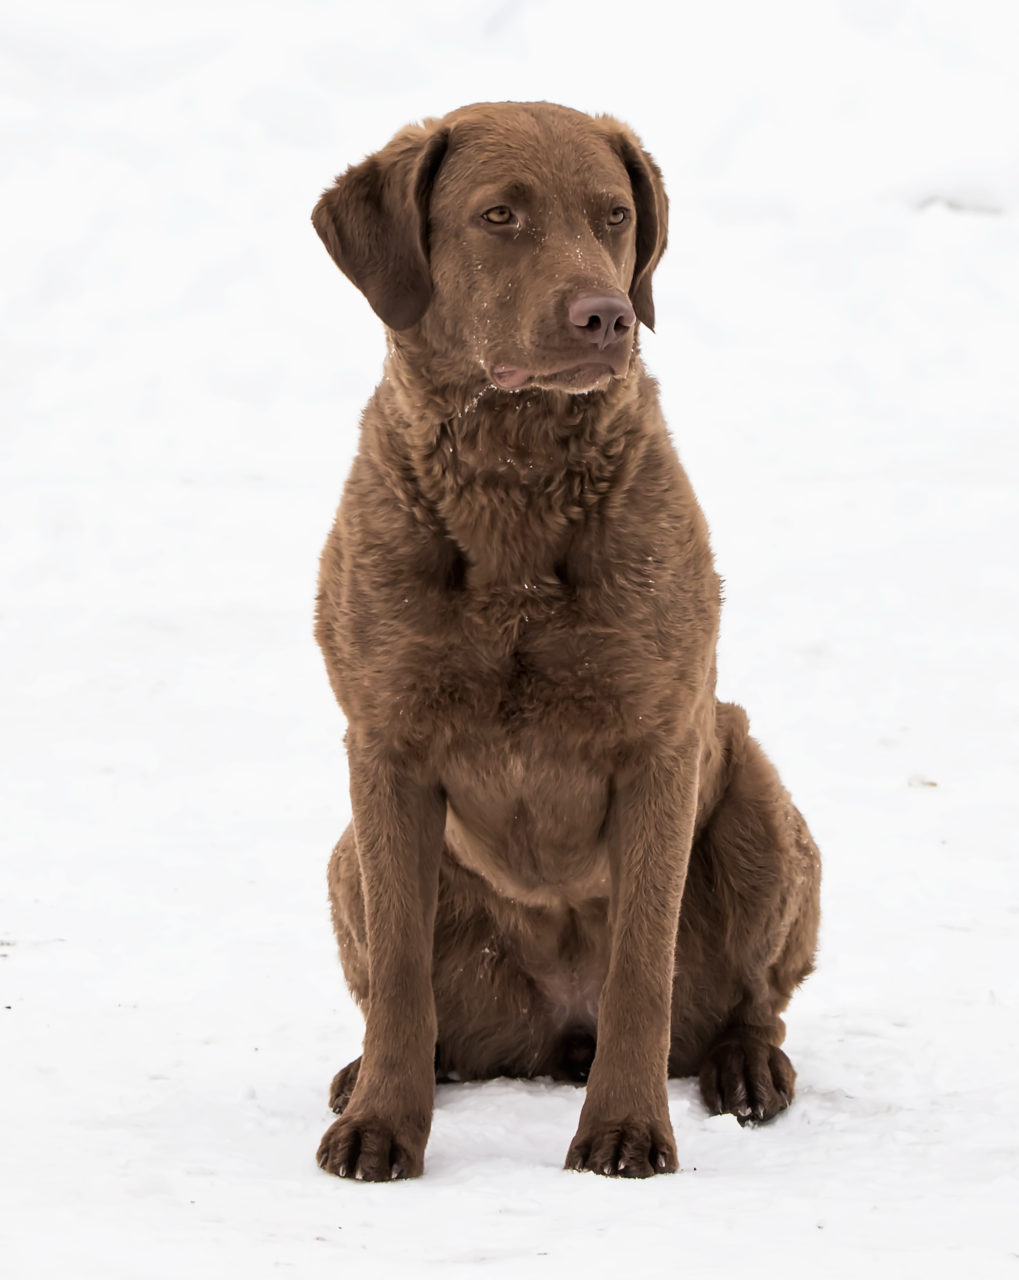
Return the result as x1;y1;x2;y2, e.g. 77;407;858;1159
565;1113;678;1178
317;1112;426;1181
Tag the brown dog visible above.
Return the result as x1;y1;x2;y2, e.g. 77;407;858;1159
311;101;820;1181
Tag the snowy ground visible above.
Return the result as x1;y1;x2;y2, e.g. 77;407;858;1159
2;1;1018;1275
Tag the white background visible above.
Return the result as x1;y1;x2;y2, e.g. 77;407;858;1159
2;1;1017;1275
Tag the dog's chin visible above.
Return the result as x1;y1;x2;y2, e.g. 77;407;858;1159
491;362;619;394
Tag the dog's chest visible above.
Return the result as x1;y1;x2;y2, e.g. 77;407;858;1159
394;583;664;757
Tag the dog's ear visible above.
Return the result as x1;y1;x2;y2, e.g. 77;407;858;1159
607;124;669;331
312;122;450;330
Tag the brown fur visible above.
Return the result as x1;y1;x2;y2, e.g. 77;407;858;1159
310;102;820;1181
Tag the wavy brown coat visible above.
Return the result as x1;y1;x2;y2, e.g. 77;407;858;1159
310;102;821;1181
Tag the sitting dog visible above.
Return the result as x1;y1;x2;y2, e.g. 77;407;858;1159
310;101;820;1181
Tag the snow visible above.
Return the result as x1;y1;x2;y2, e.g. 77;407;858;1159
2;0;1018;1275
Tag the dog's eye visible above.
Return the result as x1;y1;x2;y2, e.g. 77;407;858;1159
481;206;515;226
607;207;629;226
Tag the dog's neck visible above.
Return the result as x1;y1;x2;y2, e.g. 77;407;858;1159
372;350;651;590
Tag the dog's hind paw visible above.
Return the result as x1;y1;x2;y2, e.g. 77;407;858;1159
327;1056;362;1115
699;1038;796;1125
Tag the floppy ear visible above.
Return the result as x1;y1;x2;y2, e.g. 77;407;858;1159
312;121;450;330
608;126;669;331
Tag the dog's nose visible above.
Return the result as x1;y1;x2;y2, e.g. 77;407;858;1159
568;293;636;349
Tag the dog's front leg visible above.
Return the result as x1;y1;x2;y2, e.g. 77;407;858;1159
566;742;698;1178
317;740;445;1181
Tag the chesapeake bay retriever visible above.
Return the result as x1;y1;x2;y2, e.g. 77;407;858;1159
311;101;820;1181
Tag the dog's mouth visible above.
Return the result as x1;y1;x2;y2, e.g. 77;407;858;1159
491;361;619;393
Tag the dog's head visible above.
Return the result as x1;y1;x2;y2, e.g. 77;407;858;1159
312;102;668;395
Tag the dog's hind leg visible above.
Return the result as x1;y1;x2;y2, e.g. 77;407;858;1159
672;702;821;1124
325;830;570;1093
